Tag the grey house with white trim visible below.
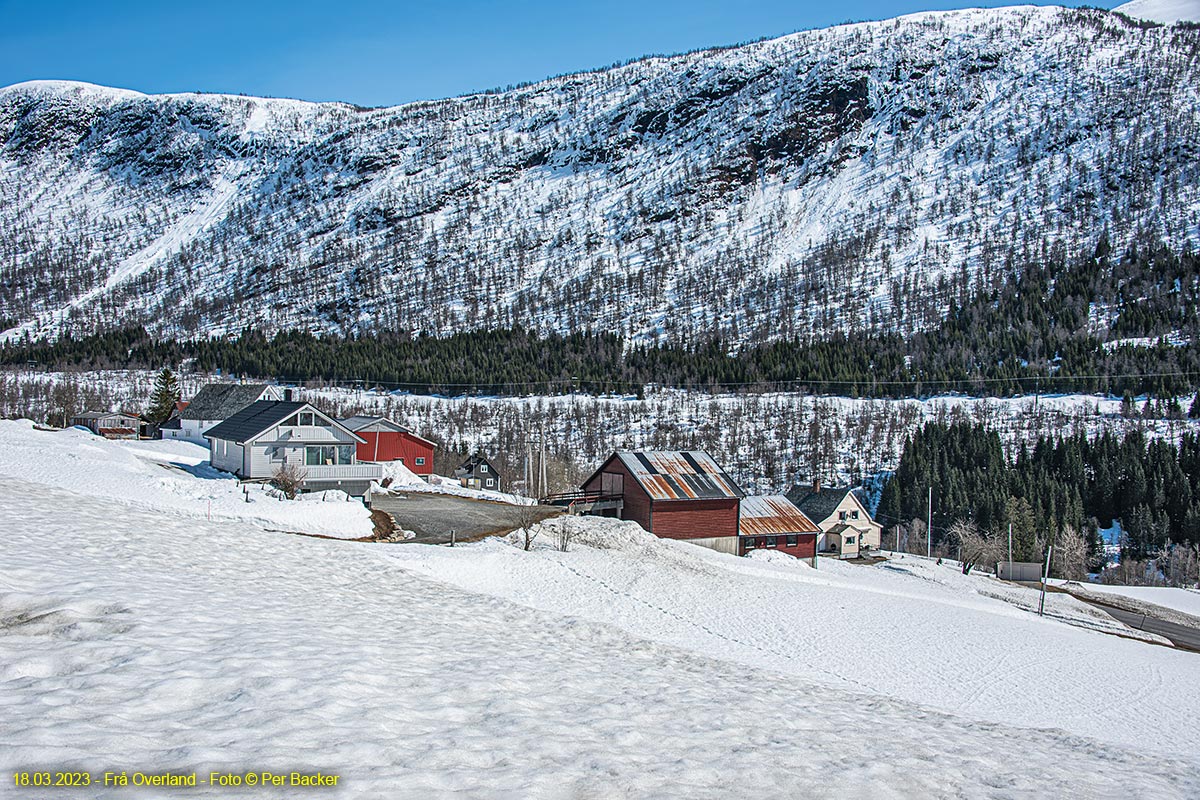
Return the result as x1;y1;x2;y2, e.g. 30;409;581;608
203;401;382;496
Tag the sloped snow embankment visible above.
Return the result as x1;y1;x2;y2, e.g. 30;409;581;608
384;516;1200;757
4;481;1200;796
0;420;372;538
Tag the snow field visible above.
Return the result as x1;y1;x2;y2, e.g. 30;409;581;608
3;480;1199;797
384;517;1200;756
0;420;373;539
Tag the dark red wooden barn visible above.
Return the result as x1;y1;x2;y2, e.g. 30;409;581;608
580;450;744;553
738;495;820;561
340;416;436;477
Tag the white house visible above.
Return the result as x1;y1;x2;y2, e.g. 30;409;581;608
786;483;883;559
203;400;382;496
161;383;286;445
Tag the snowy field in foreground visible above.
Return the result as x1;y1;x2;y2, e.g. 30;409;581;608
385;519;1200;756
2;429;1199;796
3;480;1200;798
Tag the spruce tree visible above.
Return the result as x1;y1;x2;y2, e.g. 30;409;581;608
147;368;181;424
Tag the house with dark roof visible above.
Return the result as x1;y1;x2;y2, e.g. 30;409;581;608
340;416;436;478
203;401;381;496
579;450;744;554
71;411;140;440
162;383;288;445
739;495;821;562
786;482;883;558
455;453;503;491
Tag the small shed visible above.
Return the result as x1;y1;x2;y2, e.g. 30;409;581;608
340;416;436;477
739;495;820;561
580;450;744;554
71;411;140;439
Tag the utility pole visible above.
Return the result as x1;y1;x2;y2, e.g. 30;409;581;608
1038;543;1053;616
1007;522;1013;580
927;486;932;558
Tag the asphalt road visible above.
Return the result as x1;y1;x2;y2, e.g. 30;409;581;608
370;491;561;544
1086;603;1200;653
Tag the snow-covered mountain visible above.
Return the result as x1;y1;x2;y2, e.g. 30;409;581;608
2;5;1198;344
1115;0;1199;24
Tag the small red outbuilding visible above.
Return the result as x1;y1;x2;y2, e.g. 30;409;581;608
339;416;436;477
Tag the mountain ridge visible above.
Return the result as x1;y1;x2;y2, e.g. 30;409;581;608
2;4;1198;345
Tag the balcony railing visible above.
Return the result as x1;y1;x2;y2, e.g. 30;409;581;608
301;463;384;481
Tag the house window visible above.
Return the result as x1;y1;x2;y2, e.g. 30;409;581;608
298;411;315;427
846;536;856;545
415;457;426;466
744;538;755;550
839;511;848;521
305;445;353;466
786;535;798;546
485;478;494;487
851;510;860;520
480;464;488;473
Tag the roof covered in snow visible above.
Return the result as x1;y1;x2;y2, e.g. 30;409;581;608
612;450;743;501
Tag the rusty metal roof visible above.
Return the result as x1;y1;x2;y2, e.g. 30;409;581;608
739;495;820;536
614;450;744;501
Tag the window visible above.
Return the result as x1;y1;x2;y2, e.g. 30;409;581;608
839;511;848;521
480;464;489;473
846;536;856;545
305;445;351;466
851;510;860;520
283;415;299;427
485;478;494;487
786;535;798;547
415;457;426;466
298;411;315;427
744;538;755;550
766;536;777;547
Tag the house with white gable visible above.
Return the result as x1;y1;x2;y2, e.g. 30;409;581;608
161;383;287;445
786;482;883;559
203;400;382;496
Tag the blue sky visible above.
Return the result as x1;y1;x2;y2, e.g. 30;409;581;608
0;1;1117;107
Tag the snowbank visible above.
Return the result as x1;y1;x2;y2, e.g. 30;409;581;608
0;420;372;538
4;480;1199;796
383;520;1200;756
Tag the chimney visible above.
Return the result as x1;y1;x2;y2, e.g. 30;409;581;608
283;388;294;402
812;478;821;494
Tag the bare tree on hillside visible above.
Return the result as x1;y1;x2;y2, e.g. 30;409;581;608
950;519;1004;575
1052;525;1089;581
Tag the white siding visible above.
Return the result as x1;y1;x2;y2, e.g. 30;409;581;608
209;438;244;475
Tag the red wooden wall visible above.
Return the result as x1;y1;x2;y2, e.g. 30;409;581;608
356;431;434;476
652;500;740;540
739;533;817;559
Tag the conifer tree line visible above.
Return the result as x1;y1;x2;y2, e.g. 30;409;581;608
4;242;1200;399
879;422;1200;580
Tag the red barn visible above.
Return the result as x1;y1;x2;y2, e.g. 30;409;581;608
738;495;820;562
340;416;436;477
580;450;744;554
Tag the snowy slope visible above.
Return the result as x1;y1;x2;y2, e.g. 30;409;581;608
1;5;1198;344
1072;583;1200;618
0;420;373;538
385;517;1200;755
4;480;1200;796
1115;0;1200;23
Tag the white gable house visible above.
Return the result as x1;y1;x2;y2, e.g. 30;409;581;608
203;401;382;496
162;383;286;445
